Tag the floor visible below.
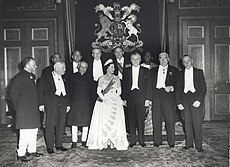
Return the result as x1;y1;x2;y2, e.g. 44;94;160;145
0;122;229;167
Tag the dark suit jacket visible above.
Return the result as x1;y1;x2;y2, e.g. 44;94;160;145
176;67;207;104
63;62;76;83
10;70;40;129
146;65;178;101
37;71;70;109
41;65;53;77
123;66;149;102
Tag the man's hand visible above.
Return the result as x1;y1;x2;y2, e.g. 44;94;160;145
39;105;45;112
123;100;127;107
193;100;201;108
66;106;71;113
165;86;174;92
177;104;184;110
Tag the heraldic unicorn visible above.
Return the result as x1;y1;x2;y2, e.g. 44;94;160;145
92;2;144;53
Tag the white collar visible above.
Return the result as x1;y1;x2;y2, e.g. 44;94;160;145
185;66;193;71
117;57;124;63
73;61;78;66
52;71;61;77
159;65;168;70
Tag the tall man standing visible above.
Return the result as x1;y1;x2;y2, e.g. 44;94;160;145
146;52;178;148
123;52;149;147
38;61;70;154
89;48;105;105
10;57;43;162
176;54;206;152
113;47;131;133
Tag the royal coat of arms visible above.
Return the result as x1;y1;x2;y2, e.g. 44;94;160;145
92;2;144;53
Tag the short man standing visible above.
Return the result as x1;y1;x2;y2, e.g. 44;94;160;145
176;54;206;152
38;61;70;154
67;61;92;148
146;52;178;148
10;57;43;162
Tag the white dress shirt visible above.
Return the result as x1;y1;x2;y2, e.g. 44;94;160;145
156;65;168;89
184;67;196;93
131;65;140;90
93;59;103;81
72;61;79;73
52;71;66;96
117;57;124;80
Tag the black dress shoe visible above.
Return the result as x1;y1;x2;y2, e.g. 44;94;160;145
26;152;43;157
129;144;136;148
197;148;203;152
47;148;55;154
82;141;87;147
71;142;77;148
140;143;146;147
154;144;160;147
17;155;30;162
56;147;68;151
169;145;175;148
183;146;193;150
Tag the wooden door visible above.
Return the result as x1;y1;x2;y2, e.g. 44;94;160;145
0;18;56;124
210;18;230;120
180;16;230;121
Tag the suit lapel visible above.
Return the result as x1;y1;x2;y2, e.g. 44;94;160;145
138;67;144;86
166;65;171;84
155;66;160;84
182;69;185;89
47;72;56;89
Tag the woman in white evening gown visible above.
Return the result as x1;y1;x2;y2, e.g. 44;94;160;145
87;59;128;150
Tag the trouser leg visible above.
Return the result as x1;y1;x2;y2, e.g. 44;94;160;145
72;126;78;142
191;105;203;150
152;100;162;145
82;127;88;142
17;129;29;156
27;128;38;153
127;96;137;145
162;100;175;146
184;104;194;147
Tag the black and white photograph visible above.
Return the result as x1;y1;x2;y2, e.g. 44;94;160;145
0;0;229;166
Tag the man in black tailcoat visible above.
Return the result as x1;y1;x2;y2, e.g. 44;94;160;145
123;52;149;148
38;61;70;154
176;54;206;152
146;52;178;148
88;48;106;106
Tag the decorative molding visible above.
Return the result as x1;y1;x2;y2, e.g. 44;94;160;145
4;0;56;11
179;0;230;9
